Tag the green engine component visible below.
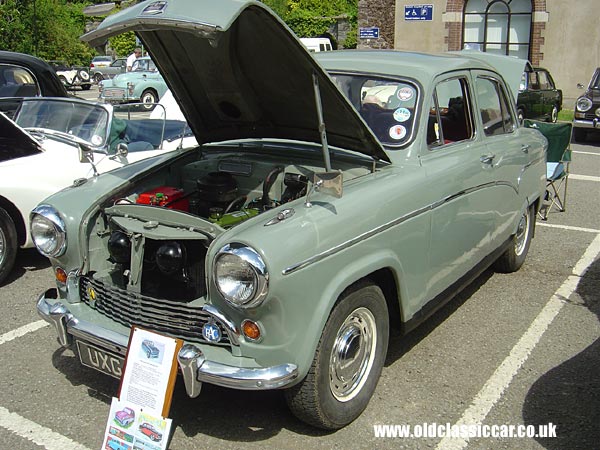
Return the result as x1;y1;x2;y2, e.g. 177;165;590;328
208;208;260;228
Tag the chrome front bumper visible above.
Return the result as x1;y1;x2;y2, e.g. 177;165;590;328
37;289;298;396
573;118;600;129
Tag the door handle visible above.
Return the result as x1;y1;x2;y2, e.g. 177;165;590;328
480;154;496;165
521;144;530;153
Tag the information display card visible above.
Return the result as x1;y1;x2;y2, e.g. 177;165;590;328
101;327;183;450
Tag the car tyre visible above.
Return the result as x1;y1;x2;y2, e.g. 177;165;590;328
494;205;534;273
548;104;558;123
81;84;91;91
93;73;104;84
58;75;68;87
573;127;587;143
517;108;525;126
141;89;158;110
0;208;18;285
284;281;389;429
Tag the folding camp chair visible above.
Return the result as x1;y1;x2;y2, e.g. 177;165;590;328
524;120;572;221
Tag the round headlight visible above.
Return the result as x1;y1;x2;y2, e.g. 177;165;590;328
214;243;268;308
30;205;66;257
576;96;592;112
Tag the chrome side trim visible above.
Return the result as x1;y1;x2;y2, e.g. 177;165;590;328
37;291;298;392
283;181;518;275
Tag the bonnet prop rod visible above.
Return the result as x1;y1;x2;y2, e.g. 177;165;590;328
312;71;332;172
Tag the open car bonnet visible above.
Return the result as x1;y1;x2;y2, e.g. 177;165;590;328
81;0;389;163
0;111;43;163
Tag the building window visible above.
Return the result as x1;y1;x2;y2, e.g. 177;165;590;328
463;0;532;60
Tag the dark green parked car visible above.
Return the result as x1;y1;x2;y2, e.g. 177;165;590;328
517;65;562;124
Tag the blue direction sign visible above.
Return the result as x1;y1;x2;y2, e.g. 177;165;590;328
404;4;434;21
359;27;380;39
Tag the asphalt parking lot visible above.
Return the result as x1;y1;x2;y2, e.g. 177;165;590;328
0;114;598;449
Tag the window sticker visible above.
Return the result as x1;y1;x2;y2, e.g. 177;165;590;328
91;135;103;146
393;107;411;122
397;87;414;101
388;125;407;140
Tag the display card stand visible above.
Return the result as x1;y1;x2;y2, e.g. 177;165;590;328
101;327;183;450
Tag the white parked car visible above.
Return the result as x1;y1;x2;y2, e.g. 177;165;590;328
0;97;194;284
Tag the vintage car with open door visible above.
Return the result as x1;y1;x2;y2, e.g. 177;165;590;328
33;0;546;430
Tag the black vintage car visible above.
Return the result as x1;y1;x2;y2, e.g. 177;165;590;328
517;65;562;124
573;67;600;142
0;51;68;118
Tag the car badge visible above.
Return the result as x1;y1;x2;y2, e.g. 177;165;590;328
202;322;222;343
87;285;97;308
141;1;168;16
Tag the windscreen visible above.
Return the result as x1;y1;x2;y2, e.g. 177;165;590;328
330;73;419;148
15;99;110;146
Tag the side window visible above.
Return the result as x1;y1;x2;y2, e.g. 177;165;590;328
476;76;515;137
528;72;539;90
427;77;473;147
0;64;39;97
537;70;549;90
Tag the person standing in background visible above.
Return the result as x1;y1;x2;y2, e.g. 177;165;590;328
126;47;142;71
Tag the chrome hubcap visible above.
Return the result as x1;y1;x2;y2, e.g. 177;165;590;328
329;307;377;402
515;210;530;256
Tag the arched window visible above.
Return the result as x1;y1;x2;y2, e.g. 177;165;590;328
463;0;532;60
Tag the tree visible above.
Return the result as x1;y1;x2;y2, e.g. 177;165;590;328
261;0;357;48
0;0;95;64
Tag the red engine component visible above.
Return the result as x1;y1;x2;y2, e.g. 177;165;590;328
136;186;189;212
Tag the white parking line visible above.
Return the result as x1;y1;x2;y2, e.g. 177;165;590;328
436;232;600;450
569;173;600;182
0;320;48;346
572;151;600;156
0;406;92;450
537;222;600;234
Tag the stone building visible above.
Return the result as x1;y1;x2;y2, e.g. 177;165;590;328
358;0;600;104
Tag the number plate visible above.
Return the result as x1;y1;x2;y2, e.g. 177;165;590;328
76;340;124;379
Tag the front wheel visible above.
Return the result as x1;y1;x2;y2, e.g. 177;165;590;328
517;108;525;126
141;89;158;110
0;208;18;285
285;282;389;429
93;73;104;84
58;75;68;87
494;206;534;273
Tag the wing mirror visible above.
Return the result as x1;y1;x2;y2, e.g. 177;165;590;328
78;143;99;176
116;142;129;157
305;171;343;207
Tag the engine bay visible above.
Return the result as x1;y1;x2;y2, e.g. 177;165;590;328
87;149;373;303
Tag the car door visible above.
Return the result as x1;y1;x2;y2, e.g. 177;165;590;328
420;73;496;302
536;69;557;118
473;71;529;244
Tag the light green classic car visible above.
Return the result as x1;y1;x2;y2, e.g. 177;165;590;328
33;0;547;430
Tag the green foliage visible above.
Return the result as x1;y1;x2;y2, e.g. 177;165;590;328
261;0;357;48
0;0;95;65
109;32;137;58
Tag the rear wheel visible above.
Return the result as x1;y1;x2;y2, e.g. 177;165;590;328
494;206;534;273
0;208;18;285
81;84;91;91
285;281;389;429
141;89;158;110
548;104;558;123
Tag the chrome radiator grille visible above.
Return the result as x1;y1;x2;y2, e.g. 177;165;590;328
79;277;230;345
